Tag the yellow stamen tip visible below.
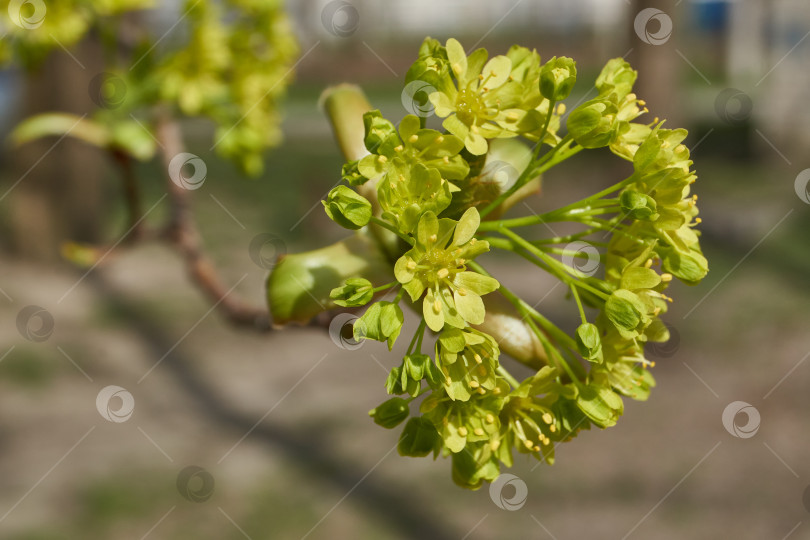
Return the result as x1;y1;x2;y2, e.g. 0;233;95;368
542;413;553;424
474;428;485;436
408;134;418;143
485;414;495;424
437;268;450;279
458;427;468;437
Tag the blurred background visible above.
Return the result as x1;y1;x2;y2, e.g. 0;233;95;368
1;0;809;538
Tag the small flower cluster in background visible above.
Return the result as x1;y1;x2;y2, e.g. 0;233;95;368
318;37;708;489
3;0;298;176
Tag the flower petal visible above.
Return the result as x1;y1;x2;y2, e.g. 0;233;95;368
445;38;467;80
417;211;439;248
430;92;455;118
481;55;512;89
454;289;486;325
453;271;500;296
465;131;488;155
452;207;480;246
424;288;445;332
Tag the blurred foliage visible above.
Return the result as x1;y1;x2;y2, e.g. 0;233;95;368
1;0;298;175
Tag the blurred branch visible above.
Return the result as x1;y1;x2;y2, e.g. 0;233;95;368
111;149;145;243
154;114;275;332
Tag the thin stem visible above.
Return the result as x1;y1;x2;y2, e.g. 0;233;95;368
406;319;425;356
570;284;587;324
373;281;398;293
479;133;575;219
497;228;608;298
369;216;414;245
497;365;520;388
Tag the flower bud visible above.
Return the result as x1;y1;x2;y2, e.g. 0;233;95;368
369;397;410;429
322;185;372;230
330;278;374;307
567;99;618;149
620;190;659;221
575;322;602;362
540;56;577;101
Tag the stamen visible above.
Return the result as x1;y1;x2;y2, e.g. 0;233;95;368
437;268;450;279
458;426;468;437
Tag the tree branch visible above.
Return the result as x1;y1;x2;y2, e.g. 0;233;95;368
154;114;274;331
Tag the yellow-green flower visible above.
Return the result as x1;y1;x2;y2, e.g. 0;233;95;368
394;208;499;331
435;328;500;401
428;39;518;155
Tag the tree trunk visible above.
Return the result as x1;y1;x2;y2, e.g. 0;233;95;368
5;38;106;261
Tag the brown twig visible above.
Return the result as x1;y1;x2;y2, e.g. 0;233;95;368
154;114;275;332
